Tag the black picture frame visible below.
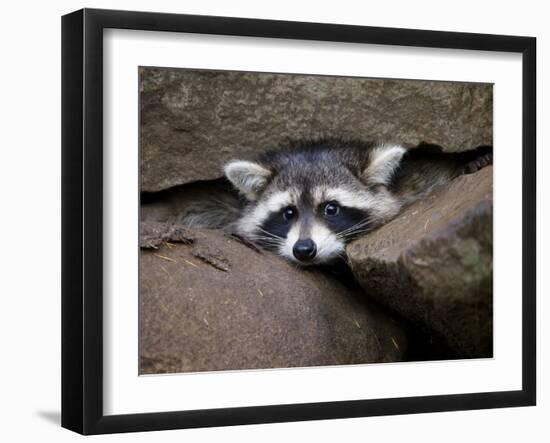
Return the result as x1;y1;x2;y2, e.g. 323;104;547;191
61;8;536;435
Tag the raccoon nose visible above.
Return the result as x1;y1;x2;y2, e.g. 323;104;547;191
293;239;317;261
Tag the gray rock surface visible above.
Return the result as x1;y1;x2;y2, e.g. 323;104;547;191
140;68;492;192
346;166;493;358
139;224;407;374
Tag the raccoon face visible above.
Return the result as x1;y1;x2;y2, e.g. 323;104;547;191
224;144;406;265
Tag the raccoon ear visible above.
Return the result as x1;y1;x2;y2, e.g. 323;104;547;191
224;160;272;199
362;144;406;186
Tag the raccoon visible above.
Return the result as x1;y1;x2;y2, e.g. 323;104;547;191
221;138;492;266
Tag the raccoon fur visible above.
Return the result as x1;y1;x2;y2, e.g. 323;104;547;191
180;138;492;266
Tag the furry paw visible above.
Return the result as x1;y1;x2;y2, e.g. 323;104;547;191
463;151;493;174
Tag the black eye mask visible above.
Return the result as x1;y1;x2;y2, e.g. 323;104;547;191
258;209;294;245
321;205;370;239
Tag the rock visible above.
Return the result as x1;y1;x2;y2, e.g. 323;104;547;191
346;167;493;358
139;226;407;374
140;68;492;192
139;220;197;249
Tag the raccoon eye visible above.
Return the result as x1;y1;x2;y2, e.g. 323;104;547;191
282;206;297;222
324;202;340;217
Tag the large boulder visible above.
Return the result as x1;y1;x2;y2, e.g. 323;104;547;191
346;167;493;358
139;223;407;374
140;68;492;192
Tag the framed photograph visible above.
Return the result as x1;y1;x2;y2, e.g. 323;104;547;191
61;8;536;435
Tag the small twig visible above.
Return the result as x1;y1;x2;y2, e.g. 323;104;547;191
153;253;177;263
391;337;401;352
424;218;431;232
182;258;200;269
228;233;263;254
159;265;172;279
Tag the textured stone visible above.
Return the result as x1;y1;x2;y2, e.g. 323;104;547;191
346;166;493;358
140;68;493;192
139;220;197;249
139;226;407;374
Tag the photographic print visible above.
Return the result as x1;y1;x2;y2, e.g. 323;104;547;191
138;67;493;375
62;9;536;434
